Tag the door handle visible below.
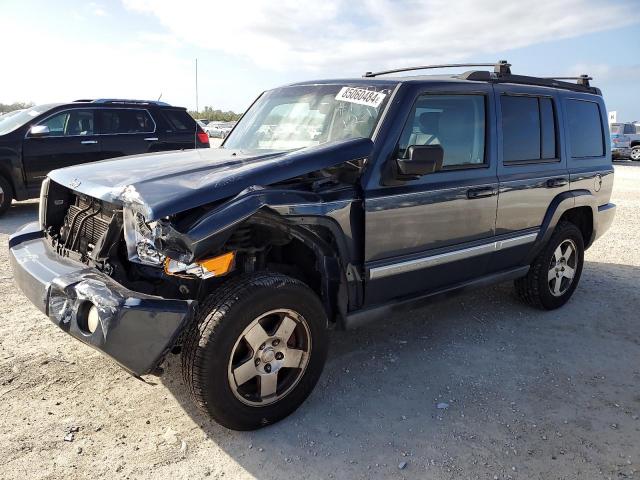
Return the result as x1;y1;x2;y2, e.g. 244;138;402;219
80;140;98;145
144;137;159;141
546;177;568;188
466;187;496;199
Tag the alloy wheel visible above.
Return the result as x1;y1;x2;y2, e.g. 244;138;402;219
227;309;311;406
547;239;577;297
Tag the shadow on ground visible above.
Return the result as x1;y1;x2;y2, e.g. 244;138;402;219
0;201;38;235
159;260;640;478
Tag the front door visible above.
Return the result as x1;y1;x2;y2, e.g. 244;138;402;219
363;86;498;306
22;109;101;187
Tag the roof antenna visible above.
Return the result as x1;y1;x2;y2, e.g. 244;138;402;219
157;92;163;101
194;58;199;151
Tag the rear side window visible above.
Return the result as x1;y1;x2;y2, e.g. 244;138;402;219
501;95;557;162
98;109;154;134
566;100;604;158
623;124;635;134
162;109;196;132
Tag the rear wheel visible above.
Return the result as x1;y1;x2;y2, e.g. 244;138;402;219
630;146;640;161
181;272;329;430
515;221;584;310
0;176;13;217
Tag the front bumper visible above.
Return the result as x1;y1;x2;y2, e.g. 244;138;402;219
9;222;195;376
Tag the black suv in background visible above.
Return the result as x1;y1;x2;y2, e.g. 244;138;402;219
0;99;209;215
10;62;616;430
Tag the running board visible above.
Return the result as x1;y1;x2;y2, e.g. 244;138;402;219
342;266;530;330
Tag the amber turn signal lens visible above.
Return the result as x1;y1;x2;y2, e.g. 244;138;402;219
198;251;235;276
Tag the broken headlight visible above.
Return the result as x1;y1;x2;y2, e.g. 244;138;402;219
123;207;164;266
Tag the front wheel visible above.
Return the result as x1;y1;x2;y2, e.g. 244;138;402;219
181;272;329;430
630;146;640;161
0;175;13;217
515;221;584;310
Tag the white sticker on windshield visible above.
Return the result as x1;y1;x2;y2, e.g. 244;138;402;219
335;87;386;108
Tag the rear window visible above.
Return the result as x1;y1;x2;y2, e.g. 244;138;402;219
566;100;604;158
501;95;557;162
98;109;154;134
162;109;196;132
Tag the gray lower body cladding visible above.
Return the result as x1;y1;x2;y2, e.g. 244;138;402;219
9;222;195;376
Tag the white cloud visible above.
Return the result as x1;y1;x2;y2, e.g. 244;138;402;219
0;22;192;107
122;0;639;73
88;2;109;17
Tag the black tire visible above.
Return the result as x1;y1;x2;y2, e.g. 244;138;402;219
630;146;640;161
0;175;14;217
181;272;329;430
515;221;584;310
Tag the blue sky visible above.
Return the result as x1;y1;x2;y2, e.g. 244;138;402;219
1;0;639;120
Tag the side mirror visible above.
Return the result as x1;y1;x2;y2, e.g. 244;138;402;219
395;145;444;179
29;125;50;137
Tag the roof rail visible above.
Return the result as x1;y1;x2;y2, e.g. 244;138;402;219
73;99;94;102
542;75;592;87
91;98;171;106
363;60;511;78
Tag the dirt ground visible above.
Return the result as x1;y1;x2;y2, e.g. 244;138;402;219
1;164;639;480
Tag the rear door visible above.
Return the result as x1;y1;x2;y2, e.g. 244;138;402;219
97;108;157;159
22;108;101;187
490;85;568;272
363;84;499;305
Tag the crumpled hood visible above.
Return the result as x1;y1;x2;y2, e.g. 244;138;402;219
48;138;373;220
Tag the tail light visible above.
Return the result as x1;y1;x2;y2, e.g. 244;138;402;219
197;130;209;145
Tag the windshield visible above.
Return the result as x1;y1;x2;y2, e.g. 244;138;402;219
0;104;60;136
224;84;392;151
610;124;622;134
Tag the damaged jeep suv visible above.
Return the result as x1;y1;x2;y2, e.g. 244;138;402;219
10;61;616;430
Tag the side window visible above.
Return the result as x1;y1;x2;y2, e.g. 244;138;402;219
162;109;196;132
501;95;557;163
566;100;604;158
397;94;485;168
38;110;95;136
624;124;635;134
98;109;154;134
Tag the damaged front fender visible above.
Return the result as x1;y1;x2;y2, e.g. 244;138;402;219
155;187;328;263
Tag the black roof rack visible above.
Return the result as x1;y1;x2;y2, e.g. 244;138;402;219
363;60;599;94
363;60;512;78
73;98;171;106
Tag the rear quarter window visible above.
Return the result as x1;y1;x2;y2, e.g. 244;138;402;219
162;109;196;132
566;99;604;158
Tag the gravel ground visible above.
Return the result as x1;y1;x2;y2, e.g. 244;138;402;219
1;164;639;480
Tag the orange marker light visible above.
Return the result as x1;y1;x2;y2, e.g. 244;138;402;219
198;251;235;276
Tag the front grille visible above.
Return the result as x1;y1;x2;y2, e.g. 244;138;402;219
60;194;117;256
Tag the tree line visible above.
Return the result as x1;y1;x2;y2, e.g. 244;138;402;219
188;106;242;122
0;102;34;114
